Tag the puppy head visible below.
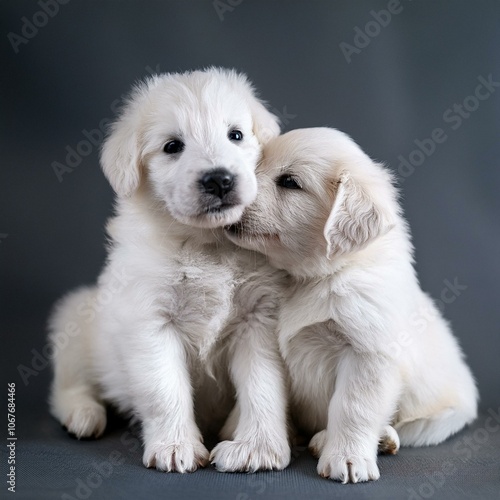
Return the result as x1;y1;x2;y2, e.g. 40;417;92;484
225;128;398;275
100;68;280;228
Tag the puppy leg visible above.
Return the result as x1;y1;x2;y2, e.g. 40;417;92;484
317;349;400;483
210;296;291;472
135;326;209;472
219;403;240;441
48;287;107;439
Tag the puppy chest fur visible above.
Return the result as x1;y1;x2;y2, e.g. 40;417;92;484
158;246;237;356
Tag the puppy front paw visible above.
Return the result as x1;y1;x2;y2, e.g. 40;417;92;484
317;451;380;484
143;440;209;472
210;439;291;472
310;426;400;459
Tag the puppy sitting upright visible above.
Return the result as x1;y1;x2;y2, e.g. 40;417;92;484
225;127;478;483
48;68;291;473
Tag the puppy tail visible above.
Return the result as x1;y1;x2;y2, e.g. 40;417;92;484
395;403;477;447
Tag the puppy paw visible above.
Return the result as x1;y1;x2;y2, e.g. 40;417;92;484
317;451;380;483
143;440;209;472
378;425;400;455
65;404;107;439
210;439;291;472
308;429;327;458
311;426;400;459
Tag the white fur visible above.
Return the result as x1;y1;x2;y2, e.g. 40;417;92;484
48;68;290;473
226;127;478;483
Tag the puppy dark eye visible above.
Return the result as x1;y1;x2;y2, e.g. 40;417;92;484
163;140;184;154
228;129;243;142
277;175;302;189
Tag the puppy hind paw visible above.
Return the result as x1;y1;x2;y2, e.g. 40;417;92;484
143;440;209;472
378;425;400;455
308;429;327;458
64;404;107;439
210;439;291;472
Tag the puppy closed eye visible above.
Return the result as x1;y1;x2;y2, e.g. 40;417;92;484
276;174;302;190
163;139;185;155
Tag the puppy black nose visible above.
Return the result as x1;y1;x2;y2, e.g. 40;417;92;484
200;169;235;199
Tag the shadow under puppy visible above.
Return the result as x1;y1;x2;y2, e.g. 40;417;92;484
225;127;478;483
48;68;291;473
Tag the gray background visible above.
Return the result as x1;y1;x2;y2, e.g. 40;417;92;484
1;1;499;499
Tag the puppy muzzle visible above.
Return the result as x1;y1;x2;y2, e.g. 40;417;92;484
198;168;242;214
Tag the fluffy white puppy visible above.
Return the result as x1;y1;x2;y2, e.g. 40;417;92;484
225;127;478;483
48;68;291;473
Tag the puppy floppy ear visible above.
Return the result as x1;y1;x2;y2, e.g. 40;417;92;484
324;170;393;258
100;91;146;197
249;98;280;145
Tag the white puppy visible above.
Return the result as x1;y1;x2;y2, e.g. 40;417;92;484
48;68;291;473
225;127;478;483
